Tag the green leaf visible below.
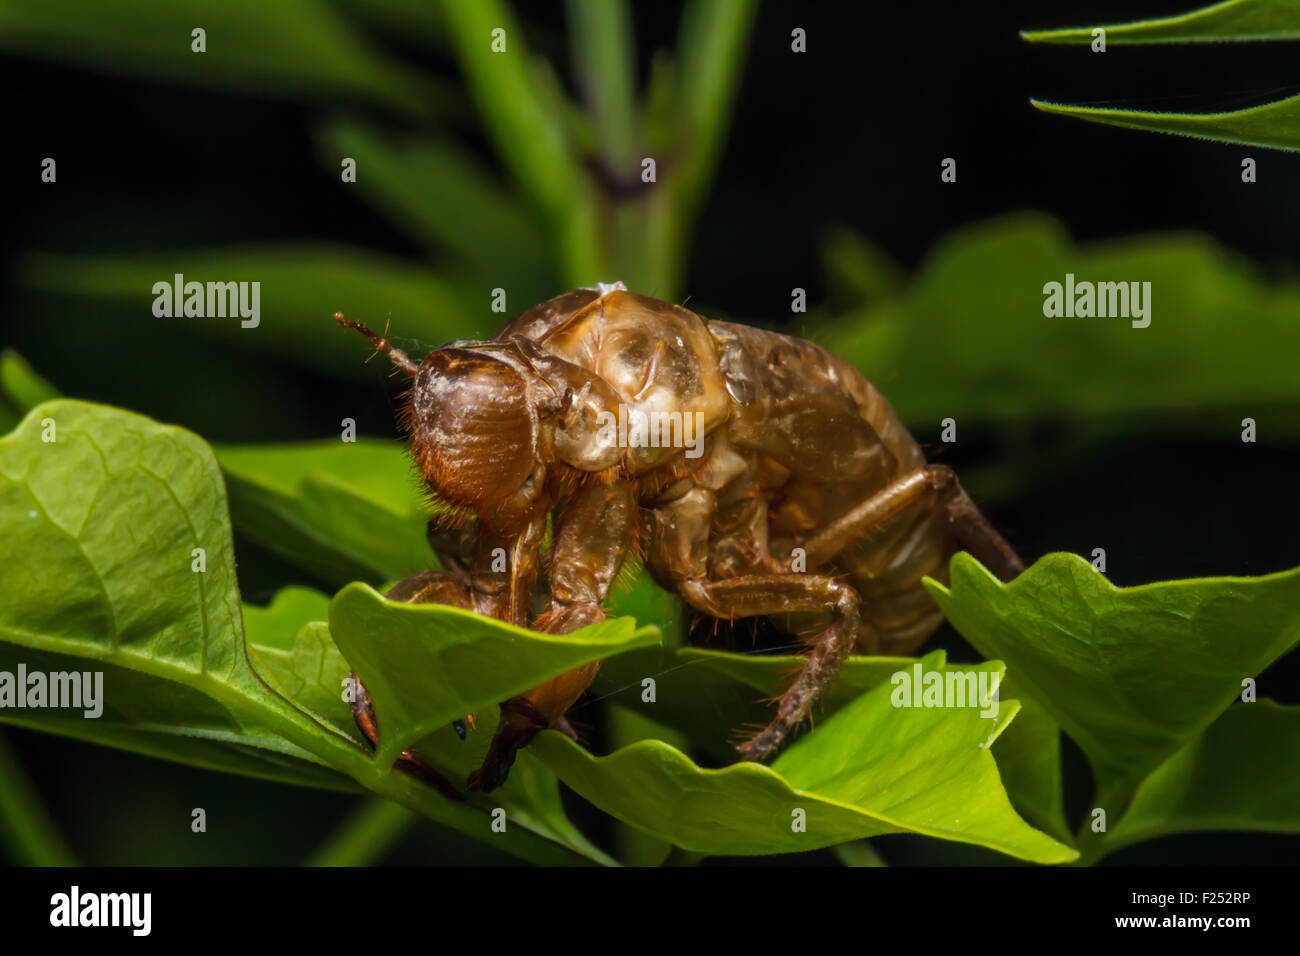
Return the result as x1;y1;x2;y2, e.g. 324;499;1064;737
243;587;361;743
0;401;362;783
535;653;1075;862
22;245;486;378
217;439;430;586
328;582;660;765
1098;700;1300;859
821;228;903;309
0;0;442;117
993;676;1070;844
1030;95;1300;153
1023;1;1300;151
814;214;1300;427
926;552;1300;809
0;401;608;864
1023;0;1300;44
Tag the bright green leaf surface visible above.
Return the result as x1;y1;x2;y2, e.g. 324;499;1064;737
0;401;360;779
218;439;430;585
328;582;660;765
536;653;1075;862
927;552;1300;806
1098;700;1300;859
0;402;612;864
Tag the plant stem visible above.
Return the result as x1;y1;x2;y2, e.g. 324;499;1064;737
305;796;416;866
0;731;76;866
568;0;638;170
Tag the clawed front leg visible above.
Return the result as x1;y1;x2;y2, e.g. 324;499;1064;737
348;569;474;801
468;479;636;792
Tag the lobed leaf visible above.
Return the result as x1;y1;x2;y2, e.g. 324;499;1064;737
1098;700;1300;859
535;653;1075;862
926;552;1300;808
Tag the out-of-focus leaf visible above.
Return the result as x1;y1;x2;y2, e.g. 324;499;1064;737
927;552;1300;808
23;245;490;377
317;122;555;301
1023;0;1300;44
822;228;903;309
437;0;590;223
1;351;59;418
1098;700;1300;859
535;653;1076;862
833;840;887;866
0;0;441;117
217;439;429;586
816;214;1300;427
332;0;446;44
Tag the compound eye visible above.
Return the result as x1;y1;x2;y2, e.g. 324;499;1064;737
409;349;537;510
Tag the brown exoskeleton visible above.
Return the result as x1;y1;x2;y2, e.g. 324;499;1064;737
337;284;1024;793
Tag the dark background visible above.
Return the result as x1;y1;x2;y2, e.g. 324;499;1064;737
1;0;1297;865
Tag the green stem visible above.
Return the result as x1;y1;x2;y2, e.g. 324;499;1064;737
673;0;758;224
0;731;76;866
663;845;706;866
568;0;639;169
305;796;416;866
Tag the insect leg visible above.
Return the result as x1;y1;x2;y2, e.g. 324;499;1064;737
467;479;636;792
425;514;476;586
677;573;862;761
348;569;473;801
927;465;1025;582
798;465;1024;582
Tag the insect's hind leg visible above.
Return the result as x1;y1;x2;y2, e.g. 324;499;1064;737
348;569;473;801
799;465;1024;583
677;573;863;761
928;465;1024;582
